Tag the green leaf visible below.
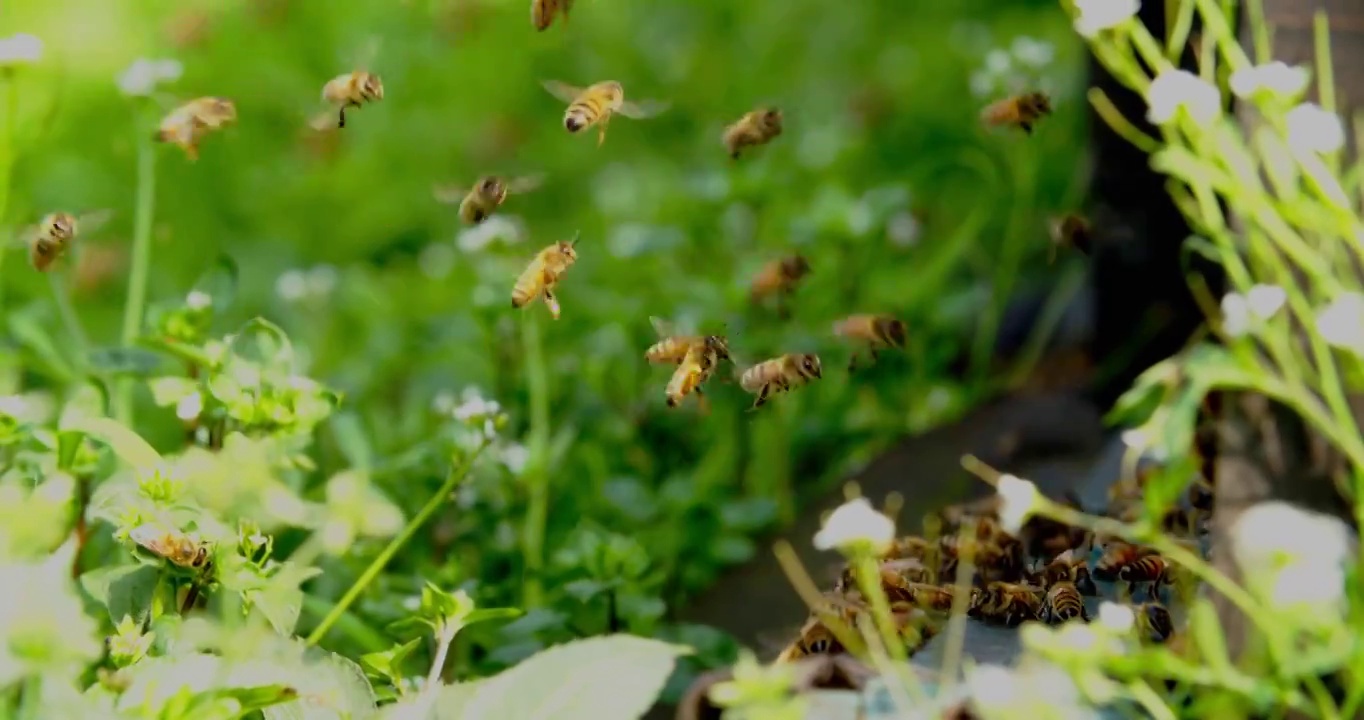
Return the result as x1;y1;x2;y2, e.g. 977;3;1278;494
432;682;483;720
149;376;201;407
330;411;374;470
9;312;76;383
87;347;168;377
461;634;688;720
206;684;300;713
1188;598;1234;682
263;651;377;720
360;637;422;688
64;415;162;470
461;608;524;628
78;564;160;624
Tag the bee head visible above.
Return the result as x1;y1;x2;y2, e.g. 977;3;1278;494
801;354;822;379
49;213;77;240
479;176;506;201
362;73;385;100
762;107;783;131
806;635;832;654
206;97;239;124
886;318;907;347
787;254;811;276
192;546;210;568
707;335;730;359
558;232;581;260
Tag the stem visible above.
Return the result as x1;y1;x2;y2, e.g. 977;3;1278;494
936;524;976;696
520;311;551;609
48;273;88;361
425;622;457;689
305;444;488;646
18;675;39;720
299;593;388;653
0;69;17;313
115;107;157;425
1127;679;1177;720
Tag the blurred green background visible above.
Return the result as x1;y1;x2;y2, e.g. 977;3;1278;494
1;0;1091;686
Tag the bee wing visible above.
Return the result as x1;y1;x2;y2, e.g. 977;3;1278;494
352;35;383;71
649;316;677;339
75;209;114;235
8;225;37;248
617;98;670;119
541;79;585;104
432;183;468;204
505;173;545;195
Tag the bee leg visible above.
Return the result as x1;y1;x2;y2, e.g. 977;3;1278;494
597;117;610;147
747;384;771;412
694;388;711;415
869;347;880;365
847;353;859;373
543;288;561;320
184;143;200;162
1020;121;1033;135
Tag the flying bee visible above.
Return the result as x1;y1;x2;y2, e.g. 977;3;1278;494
664;337;730;410
128;522;212;571
969;581;1043;627
1116;554;1172;601
749;254;811;319
832;314;907;372
1047;213;1093;263
511;232;580;319
644;316;730;366
722;107;783;159
1042;581;1089;624
433;174;545;225
531;0;574;30
155;97;238;160
13;210;113;273
738;353;822;411
1134;602;1174;643
540;80;669;147
313;39;385;130
980;91;1052;135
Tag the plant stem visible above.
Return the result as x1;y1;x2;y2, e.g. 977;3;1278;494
115;108;157;425
520;311;552;609
425;623;457;689
305;443;488;646
0;69;18;313
300;593;388;653
48;273;88;362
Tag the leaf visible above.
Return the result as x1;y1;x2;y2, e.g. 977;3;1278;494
360;637;422;687
148;376;201;407
78;564;160;624
64;415;162;471
461;634;688;720
1188;598;1234;681
263;651;378;720
9;312;76;382
207;684;300;713
87;347;167;377
432;682;483;720
461;608;524;629
330;411;374;470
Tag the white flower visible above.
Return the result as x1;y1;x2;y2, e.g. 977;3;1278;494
307;264;338;296
275;269;308;303
813;497;896;555
499;443;530;475
1097;601;1135;634
1315;292;1364;356
1011;36;1055;68
887;211;921;247
996;474;1040;534
985;49;1012;75
1147;69;1221;126
174;392;203;421
116;58;183;97
0;34;42;66
1221;284;1286;337
966;664;1022;709
1229;62;1310;100
1232;501;1354;615
451;387;500;422
1286;103;1345;155
457;215;525;253
1073;0;1140;38
185;290;212;311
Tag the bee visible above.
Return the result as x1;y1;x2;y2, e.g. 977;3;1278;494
980;91;1052;134
941;517;1025;583
530;0;574;30
884;536;932;562
1134;601;1174;643
749;254;811;319
645;316;730;365
1041;581;1089;624
1188;475;1215;513
433;174;545;225
969;581;1042;627
1036;549;1098;597
738;353;822;411
128;522;211;571
1116;554;1172;601
935;495;1001;532
774;594;860;662
832;314;907;372
883;581;961;613
838;556;933;595
1047;213;1093;263
13;210;113;272
1092;541;1157;582
540;80;669;147
664;337;730;410
155;97;238;160
511;232;580;319
722;107;783;159
312;38;385;130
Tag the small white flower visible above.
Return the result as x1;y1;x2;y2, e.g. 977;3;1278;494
813;497;896;556
1011;36;1055;68
1286;103;1346;155
966;664;1022;709
1097;601;1135;634
275;269;309;303
1119;427;1150;451
1245;284;1287;319
174;392;203;422
1315;292;1364;356
887;211;921;247
185;290;212;311
116;58;183;97
985;49;1012;75
432;391;458;416
457;215;524;253
452;388;500;422
996;474;1040;534
1229;62;1310;100
499;443;530;475
0;34;42;66
1221;292;1250;337
0;395;29;419
307;264;338;296
1221;284;1286;337
1232;501;1354;614
1147;69;1221;126
1073;0;1140;38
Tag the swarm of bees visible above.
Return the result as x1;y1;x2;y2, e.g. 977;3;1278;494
775;464;1217;663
